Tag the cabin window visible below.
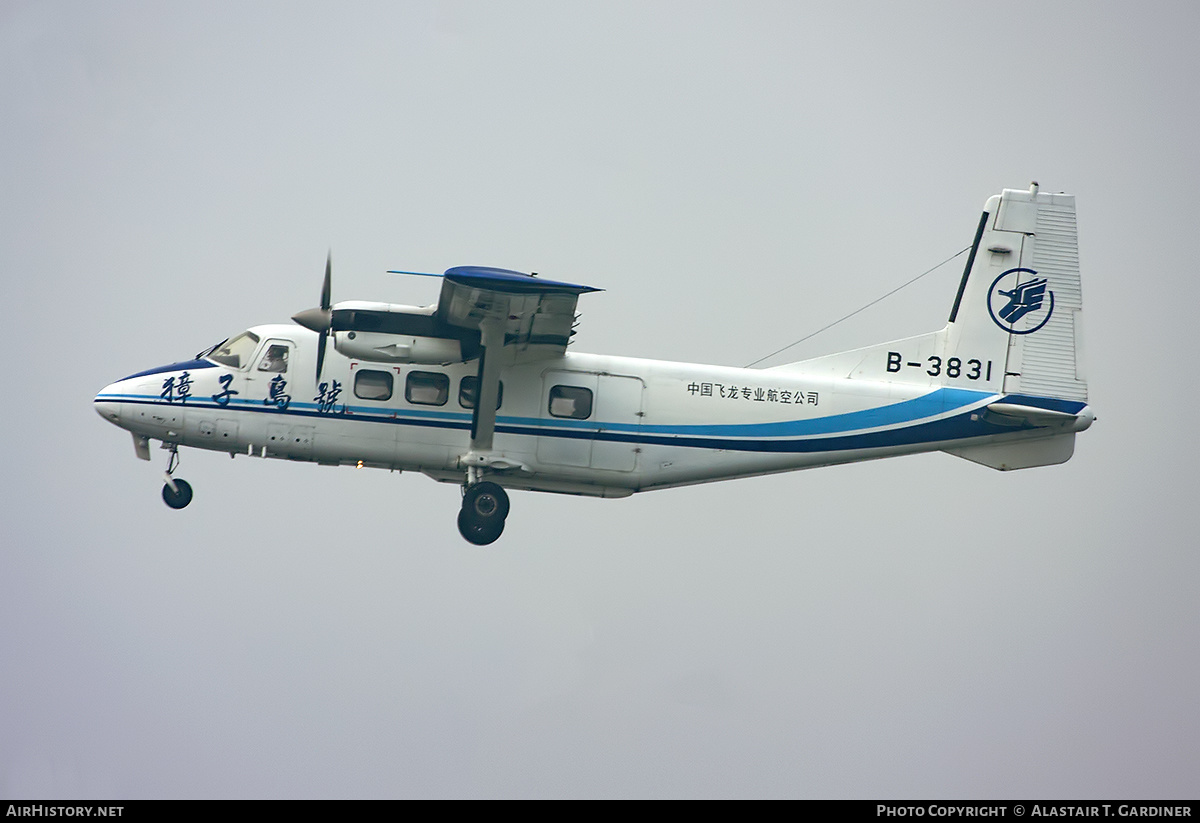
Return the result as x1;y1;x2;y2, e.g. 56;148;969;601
406;371;449;406
458;376;503;410
548;385;593;419
207;331;260;369
257;344;290;373
355;369;393;401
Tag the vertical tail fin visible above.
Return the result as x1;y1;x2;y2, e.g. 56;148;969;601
945;184;1087;402
779;184;1087;413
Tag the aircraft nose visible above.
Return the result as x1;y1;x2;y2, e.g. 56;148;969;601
94;383;123;426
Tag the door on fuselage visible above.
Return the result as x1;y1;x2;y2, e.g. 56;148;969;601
535;370;643;471
244;338;314;459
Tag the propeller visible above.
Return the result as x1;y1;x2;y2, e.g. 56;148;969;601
291;252;334;382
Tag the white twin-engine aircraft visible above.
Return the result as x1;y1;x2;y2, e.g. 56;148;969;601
95;185;1093;544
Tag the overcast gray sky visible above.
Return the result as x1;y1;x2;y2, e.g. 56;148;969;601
3;0;1198;798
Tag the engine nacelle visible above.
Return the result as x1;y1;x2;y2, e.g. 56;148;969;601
333;331;465;364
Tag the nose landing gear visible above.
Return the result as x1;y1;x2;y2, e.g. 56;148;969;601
162;477;193;509
457;481;509;545
161;446;193;510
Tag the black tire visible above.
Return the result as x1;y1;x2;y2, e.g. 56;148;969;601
462;481;510;521
457;508;505;545
162;478;193;510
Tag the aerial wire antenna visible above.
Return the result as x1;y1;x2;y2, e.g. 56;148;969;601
742;245;971;368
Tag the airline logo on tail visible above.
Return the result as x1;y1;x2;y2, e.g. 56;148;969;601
988;268;1055;334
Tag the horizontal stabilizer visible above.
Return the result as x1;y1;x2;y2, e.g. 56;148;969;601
944;432;1075;470
984;402;1084;426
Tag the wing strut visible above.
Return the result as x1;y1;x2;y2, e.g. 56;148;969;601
469;318;505;452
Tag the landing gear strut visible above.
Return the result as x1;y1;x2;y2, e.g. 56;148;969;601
161;446;193;510
457;481;509;545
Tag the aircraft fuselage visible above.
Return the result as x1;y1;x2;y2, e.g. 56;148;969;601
95;323;1088;499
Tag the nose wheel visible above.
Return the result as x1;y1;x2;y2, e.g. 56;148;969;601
457;481;509;545
162;478;193;509
161;446;193;510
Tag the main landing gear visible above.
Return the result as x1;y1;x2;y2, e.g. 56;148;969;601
457;481;509;545
161;446;193;510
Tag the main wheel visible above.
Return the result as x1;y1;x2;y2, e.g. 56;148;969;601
458;508;505;545
462;481;510;521
162;478;193;510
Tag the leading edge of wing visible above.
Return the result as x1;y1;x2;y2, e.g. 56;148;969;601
442;266;601;295
389;266;601;295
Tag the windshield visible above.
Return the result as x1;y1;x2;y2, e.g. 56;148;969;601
195;340;223;359
206;331;261;368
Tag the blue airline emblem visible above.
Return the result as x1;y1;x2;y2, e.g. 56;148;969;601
998;278;1047;323
987;268;1054;335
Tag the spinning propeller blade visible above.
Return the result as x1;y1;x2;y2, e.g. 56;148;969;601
315;323;327;383
321;252;332;312
291;252;335;382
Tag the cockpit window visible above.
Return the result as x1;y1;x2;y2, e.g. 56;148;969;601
195;340;222;360
257;344;289;373
207;331;261;368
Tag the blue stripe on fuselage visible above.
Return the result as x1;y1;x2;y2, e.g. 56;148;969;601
500;387;991;438
94;386;1013;453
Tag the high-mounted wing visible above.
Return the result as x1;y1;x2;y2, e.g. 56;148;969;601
435;266;600;358
431;267;601;455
